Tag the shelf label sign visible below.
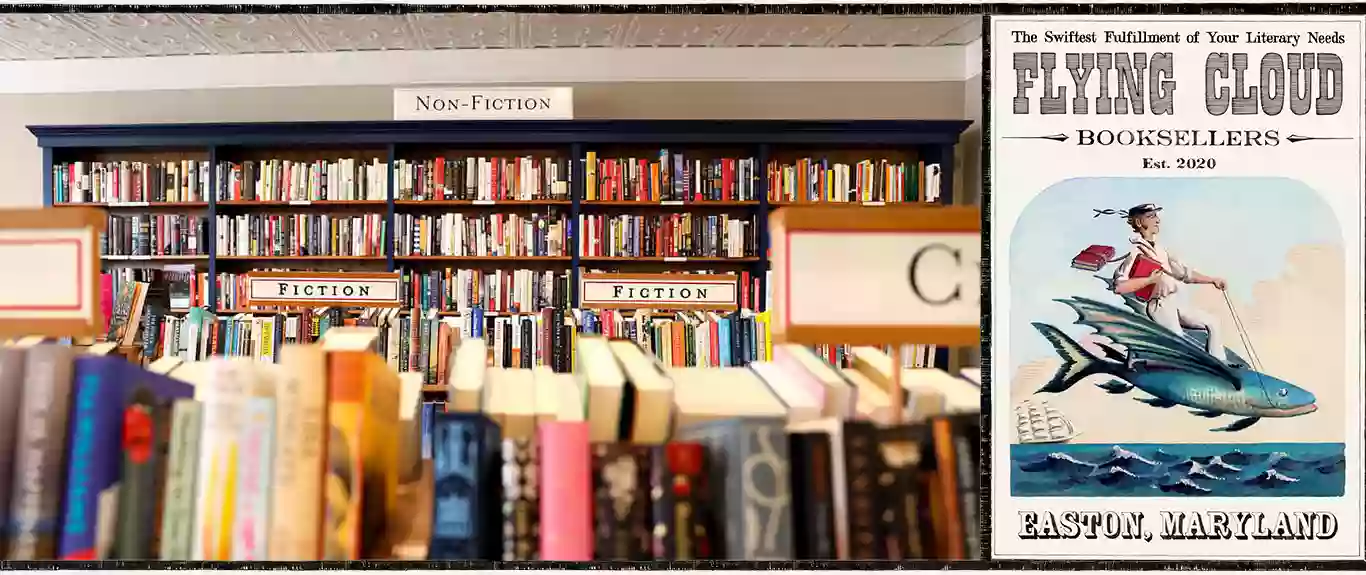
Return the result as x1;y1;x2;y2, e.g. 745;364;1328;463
579;273;739;311
245;271;403;308
393;87;574;121
768;205;980;346
0;207;105;338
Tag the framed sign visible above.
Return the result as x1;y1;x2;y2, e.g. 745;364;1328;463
768;204;980;347
245;271;403;308
393;87;574;121
0;207;105;338
579;273;739;311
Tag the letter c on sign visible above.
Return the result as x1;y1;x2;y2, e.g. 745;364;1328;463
908;243;962;306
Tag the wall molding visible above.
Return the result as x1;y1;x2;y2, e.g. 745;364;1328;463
0;42;981;94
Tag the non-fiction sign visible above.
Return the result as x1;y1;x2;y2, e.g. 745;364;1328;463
992;15;1365;561
768;205;980;347
0;207;105;337
245;271;402;308
579;273;739;311
393;87;574;121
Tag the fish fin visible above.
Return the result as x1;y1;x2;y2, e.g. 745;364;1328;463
1134;396;1178;408
1211;416;1261;432
1189;409;1223;418
1031;322;1114;394
1094;379;1133;394
1096;343;1127;363
1057;297;1241;388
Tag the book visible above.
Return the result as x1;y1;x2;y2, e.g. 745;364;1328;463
537;421;592;560
500;439;539;560
54;159;209;204
393;212;568;257
394;155;569;202
648;442;712;559
590;444;651;560
576;213;755;259
158;399;203;560
1130;252;1164;302
216;213;386;257
767;157;938;204
216;156;388;202
6;345;77;560
0;347;26;558
789;432;837;559
110;386;176;559
428;412;502;560
676;417;792;560
192;358;256;560
581;151;756;203
269;344;328;560
101;213;208;257
231;397;276;560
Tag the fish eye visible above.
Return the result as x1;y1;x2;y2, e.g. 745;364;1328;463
1278;388;1289;397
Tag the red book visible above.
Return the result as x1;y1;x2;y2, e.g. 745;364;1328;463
1130;254;1163;302
539;421;593;560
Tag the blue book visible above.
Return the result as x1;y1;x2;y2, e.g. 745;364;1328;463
718;317;732;367
59;356;194;560
429;412;501;560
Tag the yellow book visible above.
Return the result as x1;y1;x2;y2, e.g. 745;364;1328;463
322;350;400;561
192;358;255;560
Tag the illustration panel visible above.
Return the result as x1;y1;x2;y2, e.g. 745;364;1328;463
990;15;1365;561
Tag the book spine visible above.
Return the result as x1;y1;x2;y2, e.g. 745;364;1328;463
591;444;651;560
429;412;501;560
537;421;591;560
269;345;327;561
111;388;174;559
231;397;275;560
6;346;77;560
500;438;539;560
789;433;836;559
158;400;203;560
736;421;792;560
0;348;26;558
649;442;710;560
192;359;251;561
844;421;881;560
58;357;125;560
323;350;368;561
951;418;981;560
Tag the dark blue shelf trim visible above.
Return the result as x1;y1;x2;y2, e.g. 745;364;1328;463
31;119;971;148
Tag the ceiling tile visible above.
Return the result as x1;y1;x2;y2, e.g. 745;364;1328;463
408;12;517;50
828;16;980;47
0;13;126;59
518;14;631;49
623;14;740;48
299;14;420;52
68;13;214;57
181;13;317;54
721;15;851;47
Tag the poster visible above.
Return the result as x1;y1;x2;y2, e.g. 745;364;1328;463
990;15;1365;560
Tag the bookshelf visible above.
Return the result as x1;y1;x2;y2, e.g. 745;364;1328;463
34;120;970;313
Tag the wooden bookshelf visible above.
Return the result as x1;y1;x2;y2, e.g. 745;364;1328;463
33;120;971;311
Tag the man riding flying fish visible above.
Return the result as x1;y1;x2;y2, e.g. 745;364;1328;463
1032;203;1318;432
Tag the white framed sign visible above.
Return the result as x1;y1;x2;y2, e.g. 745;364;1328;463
579;273;738;311
991;14;1365;560
393;87;574;121
245;271;402;308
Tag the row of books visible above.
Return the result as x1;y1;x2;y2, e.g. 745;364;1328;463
425;336;981;560
214;213;387;258
393;212;569;258
215;158;390;202
583;151;759;203
577;213;757;259
102;214;208;257
768;159;943;204
52;159;210;204
394;156;572;202
57;156;943;207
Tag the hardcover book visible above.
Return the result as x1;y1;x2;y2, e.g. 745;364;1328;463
677;417;792;560
428;411;501;560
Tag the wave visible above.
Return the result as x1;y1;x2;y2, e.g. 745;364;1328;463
1158;477;1212;495
1017;452;1097;476
1011;443;1344;497
1244;469;1300;489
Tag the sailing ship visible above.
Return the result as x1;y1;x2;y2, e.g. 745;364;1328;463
1014;399;1081;444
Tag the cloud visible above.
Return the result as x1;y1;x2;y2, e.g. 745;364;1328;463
1010;243;1346;444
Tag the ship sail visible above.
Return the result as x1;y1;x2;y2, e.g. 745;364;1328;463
1014;399;1082;444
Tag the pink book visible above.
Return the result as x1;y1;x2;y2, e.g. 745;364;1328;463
100;274;114;332
538;421;592;560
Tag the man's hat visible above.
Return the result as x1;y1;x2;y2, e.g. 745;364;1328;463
1127;203;1163;218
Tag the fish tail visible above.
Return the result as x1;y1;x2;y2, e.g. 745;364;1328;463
1031;322;1113;393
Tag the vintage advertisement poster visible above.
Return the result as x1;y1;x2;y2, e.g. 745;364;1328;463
990;15;1365;559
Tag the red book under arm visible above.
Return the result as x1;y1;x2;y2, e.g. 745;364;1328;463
1129;254;1163;302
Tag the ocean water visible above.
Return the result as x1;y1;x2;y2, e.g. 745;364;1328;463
1010;443;1346;497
